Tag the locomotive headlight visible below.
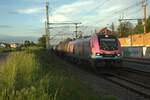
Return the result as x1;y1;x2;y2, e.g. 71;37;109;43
117;54;121;56
96;53;102;56
95;53;103;58
96;53;100;56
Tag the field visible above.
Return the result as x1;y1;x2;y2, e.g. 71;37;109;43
0;48;116;100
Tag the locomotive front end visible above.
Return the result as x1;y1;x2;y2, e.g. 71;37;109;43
90;30;122;67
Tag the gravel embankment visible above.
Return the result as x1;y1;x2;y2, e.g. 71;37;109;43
123;61;150;72
59;58;149;100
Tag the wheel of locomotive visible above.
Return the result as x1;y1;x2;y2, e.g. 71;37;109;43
90;60;104;74
70;57;74;63
77;59;82;65
115;60;123;68
73;58;77;64
111;60;123;71
105;62;112;68
82;60;90;69
90;60;97;72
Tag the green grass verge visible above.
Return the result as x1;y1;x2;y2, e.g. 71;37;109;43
0;48;116;100
0;48;11;53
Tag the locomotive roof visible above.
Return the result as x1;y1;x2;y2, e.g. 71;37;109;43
97;34;117;38
97;27;115;35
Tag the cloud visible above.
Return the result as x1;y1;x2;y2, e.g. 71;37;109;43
16;7;43;14
47;0;96;22
54;0;94;15
49;14;71;22
21;0;44;4
49;0;109;24
0;25;12;28
48;0;141;27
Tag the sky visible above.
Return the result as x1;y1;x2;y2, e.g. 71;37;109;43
0;0;150;43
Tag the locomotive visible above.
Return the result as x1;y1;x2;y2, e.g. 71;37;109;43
55;28;122;70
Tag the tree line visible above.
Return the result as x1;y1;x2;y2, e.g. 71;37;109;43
117;16;150;37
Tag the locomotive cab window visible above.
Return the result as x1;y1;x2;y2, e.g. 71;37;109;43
98;35;118;51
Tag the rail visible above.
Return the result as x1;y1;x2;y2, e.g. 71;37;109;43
123;57;150;64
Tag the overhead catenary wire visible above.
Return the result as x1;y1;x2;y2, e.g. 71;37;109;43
127;7;143;19
118;5;143;21
98;1;143;23
114;1;142;14
88;0;111;13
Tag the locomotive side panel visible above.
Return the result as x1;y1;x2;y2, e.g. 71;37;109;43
83;38;91;59
90;35;101;58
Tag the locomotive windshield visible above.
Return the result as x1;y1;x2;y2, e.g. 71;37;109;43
98;35;118;51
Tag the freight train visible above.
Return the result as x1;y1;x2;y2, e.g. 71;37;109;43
55;28;122;70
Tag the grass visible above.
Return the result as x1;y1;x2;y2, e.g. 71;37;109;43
0;48;116;100
0;48;22;53
0;48;11;53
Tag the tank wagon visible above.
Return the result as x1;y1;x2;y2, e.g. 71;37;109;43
55;28;122;70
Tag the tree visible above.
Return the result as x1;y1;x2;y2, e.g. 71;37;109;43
117;16;150;37
146;16;150;33
24;40;31;47
38;35;46;48
117;21;134;37
24;40;36;47
5;43;11;48
133;16;150;34
133;19;144;34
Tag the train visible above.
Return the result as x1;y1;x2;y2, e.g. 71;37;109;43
54;28;122;71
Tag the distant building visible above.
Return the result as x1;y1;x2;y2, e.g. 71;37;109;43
98;27;114;35
0;43;6;48
10;43;17;48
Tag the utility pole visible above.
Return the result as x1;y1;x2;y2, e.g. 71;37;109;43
75;23;79;38
45;21;47;45
119;14;124;37
119;19;122;37
46;1;50;49
143;0;147;34
111;22;115;33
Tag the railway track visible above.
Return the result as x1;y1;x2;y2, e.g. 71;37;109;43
103;75;150;98
124;57;150;61
55;53;150;99
120;67;150;77
123;57;150;65
101;68;150;99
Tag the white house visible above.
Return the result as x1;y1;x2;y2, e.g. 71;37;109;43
10;43;17;48
0;43;6;48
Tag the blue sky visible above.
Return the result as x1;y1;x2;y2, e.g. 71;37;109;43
0;0;150;39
